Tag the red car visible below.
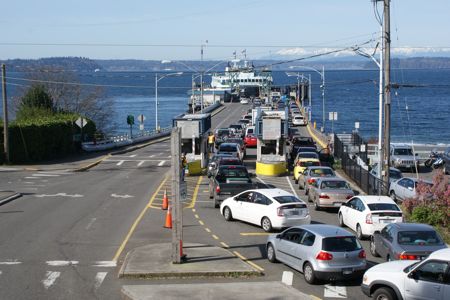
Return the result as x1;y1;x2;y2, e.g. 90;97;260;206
244;134;257;148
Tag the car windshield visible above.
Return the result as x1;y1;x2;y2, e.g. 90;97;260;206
320;181;350;189
300;161;320;167
219;145;237;152
230;125;241;129
273;195;301;204
367;203;400;211
311;168;335;177
217;130;229;137
298;153;319;159
398;231;443;245
227;139;242;144
322;236;362;252
247;129;254;134
220;159;241;165
390;170;403;179
217;168;249;181
394;148;413;156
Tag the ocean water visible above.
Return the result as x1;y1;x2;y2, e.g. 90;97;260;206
5;69;450;144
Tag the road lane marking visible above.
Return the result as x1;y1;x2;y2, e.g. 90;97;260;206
192;208;196;212
212;234;219;240
220;242;229;248
286;176;299;198
240;232;272;236
116;160;124;166
194;214;199;219
158;161;166;166
232;251;264;272
0;261;21;265
42;271;60;289
85;218;97;230
256;177;268;187
186;176;203;209
25;177;39;179
111;194;134;199
35;193;83;198
94;272;108;290
149;155;155;158
130;154;137;158
32;173;59;177
137;161;145;167
46;261;79;266
112;177;168;262
93;261;117;267
205;228;211;233
324;284;347;298
198;220;204;226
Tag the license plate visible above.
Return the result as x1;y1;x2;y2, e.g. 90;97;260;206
290;210;300;216
333;202;342;207
381;219;393;223
342;268;353;275
405;165;411;168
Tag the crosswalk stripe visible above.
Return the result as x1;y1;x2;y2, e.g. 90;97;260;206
42;271;61;289
116;160;124;166
32;174;60;177
137;161;145;167
94;272;108;290
46;260;79;266
93;261;116;267
158;161;166;166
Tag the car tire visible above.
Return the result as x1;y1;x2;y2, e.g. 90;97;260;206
214;193;220;208
373;287;396;300
261;217;273;232
314;199;321;211
389;190;397;202
356;224;365;240
267;243;277;263
303;262;317;284
370;239;380;257
338;213;345;227
223;206;233;221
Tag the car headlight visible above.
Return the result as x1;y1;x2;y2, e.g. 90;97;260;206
362;275;368;283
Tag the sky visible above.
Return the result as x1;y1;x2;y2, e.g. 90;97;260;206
2;0;450;61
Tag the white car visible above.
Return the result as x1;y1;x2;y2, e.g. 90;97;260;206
220;188;311;232
338;196;403;239
292;115;307;126
361;248;450;300
240;98;249;104
389;177;433;203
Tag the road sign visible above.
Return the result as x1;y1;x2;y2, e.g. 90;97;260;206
328;112;338;121
138;114;146;123
75;117;87;128
355;122;360;129
127;115;135;125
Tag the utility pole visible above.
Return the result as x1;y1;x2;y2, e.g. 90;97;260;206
1;64;9;164
171;127;183;263
382;0;391;192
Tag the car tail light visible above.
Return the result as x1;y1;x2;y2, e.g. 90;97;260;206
366;213;373;224
277;207;285;217
215;186;220;194
398;253;419;260
308;178;316;184
346;195;353;200
319;194;330;199
359;250;366;259
316;251;333;261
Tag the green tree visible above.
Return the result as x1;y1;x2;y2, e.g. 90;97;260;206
20;84;54;111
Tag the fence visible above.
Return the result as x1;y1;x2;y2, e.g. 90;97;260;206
334;133;388;195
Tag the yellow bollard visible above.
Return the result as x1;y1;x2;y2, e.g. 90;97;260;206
314;121;316;129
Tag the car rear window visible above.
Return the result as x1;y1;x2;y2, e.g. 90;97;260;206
273;195;302;204
220;158;241;165
217;168;249;181
322;236;362;252
298;153;319;159
219;145;237;152
398;231;444;245
217;130;230;137
311;168;335;176
299;161;320;167
320;180;350;189
367;203;400;211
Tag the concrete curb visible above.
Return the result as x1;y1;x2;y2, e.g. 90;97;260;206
0;192;22;206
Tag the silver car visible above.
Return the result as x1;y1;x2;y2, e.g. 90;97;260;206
308;177;354;210
298;166;336;194
266;224;367;284
389;177;433;203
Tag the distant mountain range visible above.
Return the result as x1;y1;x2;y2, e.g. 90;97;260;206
2;56;450;73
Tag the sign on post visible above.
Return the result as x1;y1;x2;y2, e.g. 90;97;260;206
329;112;338;134
137;114;145;123
75;117;87;128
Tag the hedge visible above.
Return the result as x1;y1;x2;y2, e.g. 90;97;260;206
0;114;95;163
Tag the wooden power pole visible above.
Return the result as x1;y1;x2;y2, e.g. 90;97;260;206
382;0;391;191
1;64;9;164
171;127;183;263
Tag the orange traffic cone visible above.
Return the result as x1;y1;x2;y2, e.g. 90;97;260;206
163;205;172;229
162;189;169;210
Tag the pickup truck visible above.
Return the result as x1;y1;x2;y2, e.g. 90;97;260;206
209;165;257;208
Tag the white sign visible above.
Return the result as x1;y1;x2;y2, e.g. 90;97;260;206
262;118;281;140
138;114;146;123
360;144;366;152
355;122;360;129
176;120;200;139
139;124;144;131
75;118;88;128
329;112;338;121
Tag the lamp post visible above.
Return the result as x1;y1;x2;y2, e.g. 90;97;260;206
155;72;183;131
285;71;310;104
289;65;325;132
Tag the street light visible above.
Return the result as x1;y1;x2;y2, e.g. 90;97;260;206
155;72;183;131
289;65;326;132
285;72;312;120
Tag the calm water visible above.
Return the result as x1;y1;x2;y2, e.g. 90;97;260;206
6;69;450;144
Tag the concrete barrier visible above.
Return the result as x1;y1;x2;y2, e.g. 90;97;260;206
256;161;287;176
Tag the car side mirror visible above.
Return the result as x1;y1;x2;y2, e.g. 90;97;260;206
408;271;418;280
415;153;419;156
276;234;281;239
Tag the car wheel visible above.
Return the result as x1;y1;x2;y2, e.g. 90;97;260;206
261;217;273;232
223;206;233;221
356;224;364;240
338;213;345;227
209;184;213;199
370;239;380;257
389;190;397;202
267;243;277;263
303;262;317;284
213;193;220;208
314;199;321;211
373;287;396;300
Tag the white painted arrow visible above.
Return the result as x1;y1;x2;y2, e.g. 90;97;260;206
111;194;134;199
35;193;83;198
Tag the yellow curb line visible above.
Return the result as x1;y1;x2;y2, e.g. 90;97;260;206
205;228;211;233
112;176;168;262
232;251;265;272
212;234;219;240
310;295;323;300
186;176;203;209
306;124;327;148
220;242;229;248
198;220;204;226
194;214;199;219
74;154;111;172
